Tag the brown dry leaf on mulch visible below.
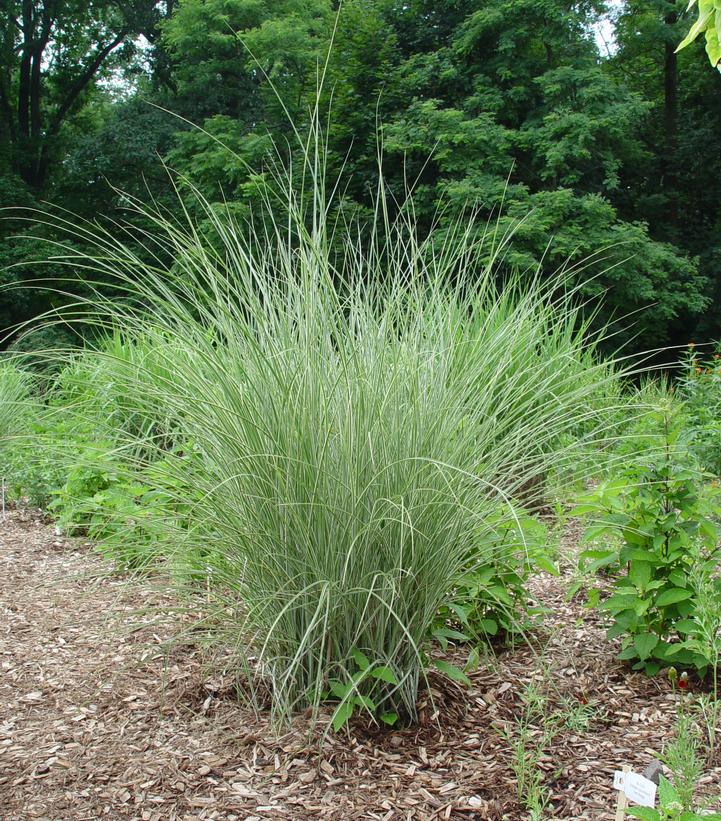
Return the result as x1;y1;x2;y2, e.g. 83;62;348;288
1;509;720;821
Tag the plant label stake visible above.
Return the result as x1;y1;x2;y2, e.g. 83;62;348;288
614;765;658;819
614;765;631;820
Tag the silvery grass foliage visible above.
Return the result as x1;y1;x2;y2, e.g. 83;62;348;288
0;362;33;446
6;121;629;728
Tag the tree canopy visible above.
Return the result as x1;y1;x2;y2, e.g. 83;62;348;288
1;0;720;354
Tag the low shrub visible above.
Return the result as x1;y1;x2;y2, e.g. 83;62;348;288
679;342;721;476
432;507;553;645
576;405;721;676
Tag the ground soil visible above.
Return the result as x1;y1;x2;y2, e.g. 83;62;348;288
1;509;720;821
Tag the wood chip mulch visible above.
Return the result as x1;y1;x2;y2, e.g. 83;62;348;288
1;510;720;820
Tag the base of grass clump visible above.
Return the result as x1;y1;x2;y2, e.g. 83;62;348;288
6;509;721;820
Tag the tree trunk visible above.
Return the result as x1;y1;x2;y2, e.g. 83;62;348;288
663;9;679;227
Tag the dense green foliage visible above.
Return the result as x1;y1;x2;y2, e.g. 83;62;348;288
1;0;720;353
578;442;721;675
679;344;721;474
3;0;721;742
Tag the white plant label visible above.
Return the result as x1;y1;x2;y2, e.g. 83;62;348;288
613;770;657;808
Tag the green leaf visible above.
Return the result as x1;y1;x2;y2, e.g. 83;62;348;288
652;641;674;660
433;659;471;685
351;648;370;671
626;808;660;821
380;711;398;726
447;602;470;625
658;775;681;806
585;588;601;609
628;561;652;591
706;23;721;65
656;588;693;607
634;632;659;660
620;547;659;564
487;585;513;605
634;597;652;616
676;8;714;53
352;694;376;711
601;593;638;611
331;700;354;731
668;570;688;587
674;619;698;635
618;644;639;660
479;618;498;636
433;627;469;643
572;503;601;516
329;679;351;699
533;554;559;575
370;666;398;685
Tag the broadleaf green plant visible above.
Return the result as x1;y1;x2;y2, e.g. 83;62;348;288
432;506;553;645
577;404;721;676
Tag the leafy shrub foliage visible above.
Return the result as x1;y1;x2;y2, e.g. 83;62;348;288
679;343;721;476
433;508;553;645
577;407;721;676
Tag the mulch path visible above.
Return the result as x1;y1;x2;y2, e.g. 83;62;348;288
1;509;720;821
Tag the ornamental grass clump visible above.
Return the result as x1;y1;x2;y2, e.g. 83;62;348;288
15;125;627;727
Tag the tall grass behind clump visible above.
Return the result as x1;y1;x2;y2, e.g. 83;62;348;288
0;361;34;453
0;330;193;520
0;361;41;506
47;331;186;459
0;361;32;435
12;123;630;726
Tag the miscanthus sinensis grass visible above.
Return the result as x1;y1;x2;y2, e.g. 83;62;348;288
9;125;628;727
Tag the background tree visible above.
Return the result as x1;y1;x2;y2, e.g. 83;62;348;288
1;0;720;357
0;0;164;193
0;0;169;343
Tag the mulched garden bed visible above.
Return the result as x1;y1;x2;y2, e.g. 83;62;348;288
1;510;719;820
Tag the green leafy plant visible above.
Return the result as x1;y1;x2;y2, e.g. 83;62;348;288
0;410;81;507
630;703;721;820
499;671;560;820
679;343;721;477
576;405;721;675
49;442;122;532
325;648;401;731
433;507;553;645
662;708;705;814
83;446;208;572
